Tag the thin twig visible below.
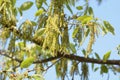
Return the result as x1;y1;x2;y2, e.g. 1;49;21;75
43;57;63;75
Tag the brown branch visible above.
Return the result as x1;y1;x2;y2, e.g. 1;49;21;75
33;56;61;63
63;54;120;65
0;50;22;63
1;50;120;65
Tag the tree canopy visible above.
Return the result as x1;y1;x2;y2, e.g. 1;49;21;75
0;0;119;80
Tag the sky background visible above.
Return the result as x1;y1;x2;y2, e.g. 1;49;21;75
10;0;120;80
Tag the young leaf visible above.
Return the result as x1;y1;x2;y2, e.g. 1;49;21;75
72;27;79;38
103;51;111;62
30;21;36;27
70;43;76;53
101;65;108;74
82;49;86;56
77;15;92;24
101;26;107;35
35;9;44;16
76;6;83;10
35;0;44;9
20;1;33;11
20;57;34;68
94;67;99;72
33;74;45;80
95;52;100;60
34;28;45;36
103;21;115;35
88;7;93;16
18;8;23;16
92;63;94;70
117;45;120;55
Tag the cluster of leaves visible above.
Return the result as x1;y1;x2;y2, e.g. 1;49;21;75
0;0;116;80
0;69;44;80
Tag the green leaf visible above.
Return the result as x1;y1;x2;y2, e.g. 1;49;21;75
66;4;73;14
95;52;100;60
82;49;86;56
117;45;120;55
0;0;3;6
103;21;115;35
34;28;45;36
101;65;108;74
20;1;33;11
11;0;16;6
35;9;44;16
103;51;111;62
72;27;79;38
77;15;92;24
101;26;107;35
94;67;99;72
20;57;34;68
35;0;44;9
31;21;37;26
70;43;76;53
85;28;90;37
33;74;45;80
76;6;83;10
92;63;94;70
18;8;23;16
88;7;93;16
13;7;18;16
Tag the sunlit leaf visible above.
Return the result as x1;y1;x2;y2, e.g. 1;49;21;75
35;9;44;16
103;51;111;62
20;57;34;68
77;15;93;24
20;1;33;11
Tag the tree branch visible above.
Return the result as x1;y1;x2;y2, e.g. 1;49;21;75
0;50;120;65
33;56;61;63
0;50;22;63
63;54;120;65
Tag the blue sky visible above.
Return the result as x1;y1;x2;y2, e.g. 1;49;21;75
15;0;120;80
